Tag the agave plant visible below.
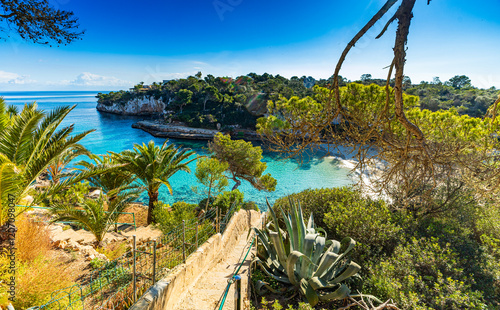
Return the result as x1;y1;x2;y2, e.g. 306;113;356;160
251;199;380;307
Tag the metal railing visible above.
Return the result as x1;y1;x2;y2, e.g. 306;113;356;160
33;203;240;310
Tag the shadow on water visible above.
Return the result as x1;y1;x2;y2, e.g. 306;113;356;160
260;143;332;171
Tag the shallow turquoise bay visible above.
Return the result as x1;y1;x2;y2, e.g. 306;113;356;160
3;91;353;210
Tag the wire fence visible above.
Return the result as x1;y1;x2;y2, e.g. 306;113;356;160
32;203;240;310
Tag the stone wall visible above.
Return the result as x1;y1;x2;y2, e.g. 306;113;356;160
129;210;261;310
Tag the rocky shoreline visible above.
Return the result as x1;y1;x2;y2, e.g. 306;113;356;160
96;96;169;115
132;120;262;141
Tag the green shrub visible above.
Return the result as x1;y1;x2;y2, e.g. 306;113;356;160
273;187;365;231
153;201;198;234
213;189;244;215
323;191;400;262
274;187;398;262
365;237;487;310
243;200;259;211
90;257;107;269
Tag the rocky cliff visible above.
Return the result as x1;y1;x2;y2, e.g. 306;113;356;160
96;96;170;115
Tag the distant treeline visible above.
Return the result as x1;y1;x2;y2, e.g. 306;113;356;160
356;74;499;117
97;72;335;130
97;72;499;130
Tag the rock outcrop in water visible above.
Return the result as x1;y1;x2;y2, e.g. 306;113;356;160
132;120;262;141
132;121;220;139
96;96;169;115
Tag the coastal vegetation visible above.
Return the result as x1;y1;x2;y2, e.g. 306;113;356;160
3;80;500;309
6;0;500;309
209;132;277;191
96;72;334;130
109;140;196;224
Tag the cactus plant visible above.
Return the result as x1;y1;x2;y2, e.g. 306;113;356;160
251;199;380;307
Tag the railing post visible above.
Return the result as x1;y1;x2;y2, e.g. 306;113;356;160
234;275;242;310
152;240;157;285
132;235;137;303
195;223;199;249
182;220;186;263
216;206;220;234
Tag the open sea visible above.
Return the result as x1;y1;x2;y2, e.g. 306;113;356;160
2;91;353;210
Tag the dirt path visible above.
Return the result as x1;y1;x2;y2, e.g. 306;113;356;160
172;226;258;310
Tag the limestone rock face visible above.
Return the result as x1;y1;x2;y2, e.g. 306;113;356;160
96;96;169;115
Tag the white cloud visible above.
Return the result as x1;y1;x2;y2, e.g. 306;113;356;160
9;75;36;85
0;70;36;85
69;72;131;87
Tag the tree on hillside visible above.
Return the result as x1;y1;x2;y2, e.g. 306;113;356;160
0;0;84;45
446;75;472;89
46;144;89;184
176;89;193;113
75;154;143;202
360;74;372;82
208;133;276;192
110;140;196;225
51;192;137;248
192;157;228;211
201;85;220;111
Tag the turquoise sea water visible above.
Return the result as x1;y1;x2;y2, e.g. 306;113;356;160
2;91;353;209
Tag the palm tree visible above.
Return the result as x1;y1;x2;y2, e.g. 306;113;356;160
74;154;143;201
50;192;136;247
46;144;90;184
110;140;196;224
0;102;107;225
0;97;18;130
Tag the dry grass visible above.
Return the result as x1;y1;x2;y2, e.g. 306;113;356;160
0;214;76;308
15;214;52;262
120;203;148;227
12;257;76;309
97;241;128;261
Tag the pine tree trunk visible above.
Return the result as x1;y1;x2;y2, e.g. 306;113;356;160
232;179;241;191
205;181;212;211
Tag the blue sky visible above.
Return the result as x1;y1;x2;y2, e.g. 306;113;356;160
1;0;500;90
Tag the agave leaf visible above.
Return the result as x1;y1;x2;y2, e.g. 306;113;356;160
328;261;361;284
300;233;317;278
252;259;291;284
313;251;340;279
330;239;341;254
269;231;288;268
311;236;326;266
300;278;319;307
287;198;300;252
252;227;277;263
296;200;307;251
315;227;327;239
339;237;356;256
317;284;351;301
286;250;315;286
266;199;287;253
255;280;281;295
307;212;315;230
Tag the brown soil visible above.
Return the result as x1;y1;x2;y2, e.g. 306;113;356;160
45;248;91;283
120;203;149;227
